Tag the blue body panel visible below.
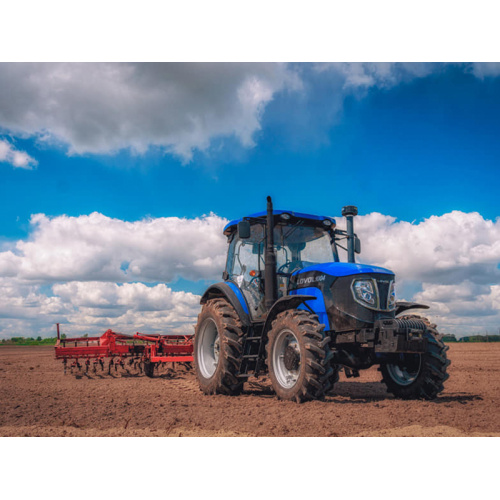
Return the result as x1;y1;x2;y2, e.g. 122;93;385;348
288;263;393;331
293;262;394;277
288;287;330;330
226;281;250;315
224;210;336;234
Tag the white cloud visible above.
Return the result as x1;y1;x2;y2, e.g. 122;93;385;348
53;281;200;334
1;212;228;283
352;211;500;286
338;211;500;335
0;63;299;161
0;211;226;338
0;139;37;169
0;276;71;338
1;63;499;164
0;278;200;338
413;280;490;304
1;209;500;338
413;282;500;335
415;282;500;317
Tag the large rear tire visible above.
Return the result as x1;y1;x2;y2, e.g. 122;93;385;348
194;298;245;395
380;315;450;400
266;309;334;403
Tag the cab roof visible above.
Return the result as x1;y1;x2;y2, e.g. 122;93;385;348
223;210;336;236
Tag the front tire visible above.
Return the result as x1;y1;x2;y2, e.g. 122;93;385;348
266;309;334;403
380;315;450;400
194;298;244;395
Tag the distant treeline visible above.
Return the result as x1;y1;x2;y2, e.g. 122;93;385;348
0;336;65;346
442;334;500;342
2;334;499;345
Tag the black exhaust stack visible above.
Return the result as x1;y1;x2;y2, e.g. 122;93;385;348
342;205;358;263
265;196;278;310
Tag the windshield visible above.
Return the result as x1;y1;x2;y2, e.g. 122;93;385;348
274;224;335;273
226;223;334;278
225;222;335;318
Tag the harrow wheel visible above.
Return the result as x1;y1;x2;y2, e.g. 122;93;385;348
380;315;450;400
266;309;334;403
194;298;244;395
143;360;156;378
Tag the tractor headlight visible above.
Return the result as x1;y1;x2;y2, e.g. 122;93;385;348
387;281;396;310
351;279;378;308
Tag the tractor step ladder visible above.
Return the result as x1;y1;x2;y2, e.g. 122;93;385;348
239;326;266;377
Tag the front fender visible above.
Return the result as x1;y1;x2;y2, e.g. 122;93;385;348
289;286;330;330
262;295;318;337
395;301;429;317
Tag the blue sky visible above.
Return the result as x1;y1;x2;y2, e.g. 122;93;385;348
0;62;499;337
2;63;500;241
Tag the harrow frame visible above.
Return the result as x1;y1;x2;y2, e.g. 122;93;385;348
54;324;194;374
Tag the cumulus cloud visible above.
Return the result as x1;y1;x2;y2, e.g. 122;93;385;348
0;276;71;338
0;139;37;169
352;210;500;286
0;211;227;338
1;209;500;338
1;212;228;283
415;282;500;317
1;63;499;164
0;63;299;161
337;211;500;335
53;281;200;333
0;278;200;338
413;282;500;335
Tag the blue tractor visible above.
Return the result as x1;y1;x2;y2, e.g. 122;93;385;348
194;197;450;403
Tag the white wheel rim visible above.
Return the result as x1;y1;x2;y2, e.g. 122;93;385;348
272;328;301;389
386;355;422;386
197;318;220;379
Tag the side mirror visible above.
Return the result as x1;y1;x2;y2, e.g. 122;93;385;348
354;236;361;254
237;220;251;239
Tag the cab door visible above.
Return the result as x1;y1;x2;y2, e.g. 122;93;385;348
225;228;266;320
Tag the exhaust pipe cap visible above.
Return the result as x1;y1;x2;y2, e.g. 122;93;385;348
342;205;358;217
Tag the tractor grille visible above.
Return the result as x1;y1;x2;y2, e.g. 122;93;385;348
375;279;391;311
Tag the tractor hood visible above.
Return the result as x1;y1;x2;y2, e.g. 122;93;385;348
290;262;396;332
292;262;394;278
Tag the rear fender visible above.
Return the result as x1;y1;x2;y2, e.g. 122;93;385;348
200;282;251;327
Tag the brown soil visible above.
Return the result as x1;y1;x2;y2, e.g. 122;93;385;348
0;343;498;436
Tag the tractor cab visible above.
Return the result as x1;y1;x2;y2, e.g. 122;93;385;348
223;210;339;319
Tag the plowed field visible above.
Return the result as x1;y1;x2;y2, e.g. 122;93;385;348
1;343;498;436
